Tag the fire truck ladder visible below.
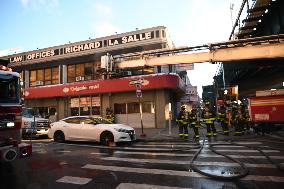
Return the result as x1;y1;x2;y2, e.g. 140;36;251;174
115;34;284;69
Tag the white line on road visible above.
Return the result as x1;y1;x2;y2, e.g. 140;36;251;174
82;164;284;182
145;142;263;145
101;157;276;168
58;142;279;153
133;144;262;148
116;183;191;189
56;176;92;185
113;151;284;159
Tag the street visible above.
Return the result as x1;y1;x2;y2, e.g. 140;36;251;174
1;132;284;189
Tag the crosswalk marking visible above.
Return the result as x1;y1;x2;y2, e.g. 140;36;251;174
82;164;284;183
145;142;263;145
101;157;276;168
133;144;254;148
116;183;191;189
56;176;92;185
113;151;284;159
62;142;277;153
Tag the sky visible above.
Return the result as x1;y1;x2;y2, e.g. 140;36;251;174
0;0;241;95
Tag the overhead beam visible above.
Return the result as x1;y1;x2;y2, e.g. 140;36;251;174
116;43;284;69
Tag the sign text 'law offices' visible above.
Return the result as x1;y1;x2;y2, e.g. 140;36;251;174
10;31;154;63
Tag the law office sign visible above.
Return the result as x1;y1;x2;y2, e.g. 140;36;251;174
9;31;154;64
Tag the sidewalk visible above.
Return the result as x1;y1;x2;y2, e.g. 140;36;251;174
134;126;184;142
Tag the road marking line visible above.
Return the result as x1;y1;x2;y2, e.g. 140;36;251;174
58;143;279;153
91;152;109;155
55;150;71;153
116;183;191;189
145;142;263;145
113;151;284;159
134;144;261;148
82;164;284;182
56;176;92;185
101;157;276;168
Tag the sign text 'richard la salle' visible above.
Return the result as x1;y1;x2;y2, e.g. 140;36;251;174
10;31;153;63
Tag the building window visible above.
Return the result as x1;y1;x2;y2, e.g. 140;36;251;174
44;68;52;85
75;63;84;78
67;61;101;83
67;65;75;83
52;67;59;84
157;66;161;73
155;30;160;38
84;63;93;81
29;70;37;87
29;67;59;87
114;103;126;114
162;30;166;38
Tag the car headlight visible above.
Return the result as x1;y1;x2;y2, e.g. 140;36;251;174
24;121;31;126
7;122;15;127
114;128;128;133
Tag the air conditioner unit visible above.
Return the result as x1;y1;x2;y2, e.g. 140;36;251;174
75;76;81;82
36;80;44;86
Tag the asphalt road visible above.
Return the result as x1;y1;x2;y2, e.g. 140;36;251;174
1;136;284;189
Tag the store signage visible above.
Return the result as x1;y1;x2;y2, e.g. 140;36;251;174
9;31;154;63
63;84;100;94
129;78;149;86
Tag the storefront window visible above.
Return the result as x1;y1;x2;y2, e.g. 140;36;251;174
114;103;126;114
142;102;155;113
127;102;140;113
70;96;100;116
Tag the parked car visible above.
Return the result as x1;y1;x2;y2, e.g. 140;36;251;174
48;116;136;145
22;108;50;139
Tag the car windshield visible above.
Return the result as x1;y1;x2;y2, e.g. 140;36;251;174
0;75;20;104
22;108;40;118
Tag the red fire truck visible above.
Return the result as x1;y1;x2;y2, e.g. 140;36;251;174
248;89;284;126
0;59;32;161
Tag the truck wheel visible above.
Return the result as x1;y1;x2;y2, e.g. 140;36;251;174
100;131;114;146
54;131;65;143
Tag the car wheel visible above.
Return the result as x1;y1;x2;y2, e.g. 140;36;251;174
100;131;114;146
53;131;65;143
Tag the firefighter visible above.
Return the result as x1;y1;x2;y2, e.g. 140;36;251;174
176;105;189;139
244;110;251;134
232;105;243;136
239;103;250;134
189;107;199;139
202;103;217;137
106;107;115;123
217;105;229;135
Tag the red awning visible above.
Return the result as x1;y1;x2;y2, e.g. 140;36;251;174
24;74;184;99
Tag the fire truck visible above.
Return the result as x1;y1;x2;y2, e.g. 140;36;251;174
248;89;284;129
0;59;32;161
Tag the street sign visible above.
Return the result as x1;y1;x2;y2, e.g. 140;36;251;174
136;89;142;98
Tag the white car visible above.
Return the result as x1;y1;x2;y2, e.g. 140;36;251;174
48;116;136;145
